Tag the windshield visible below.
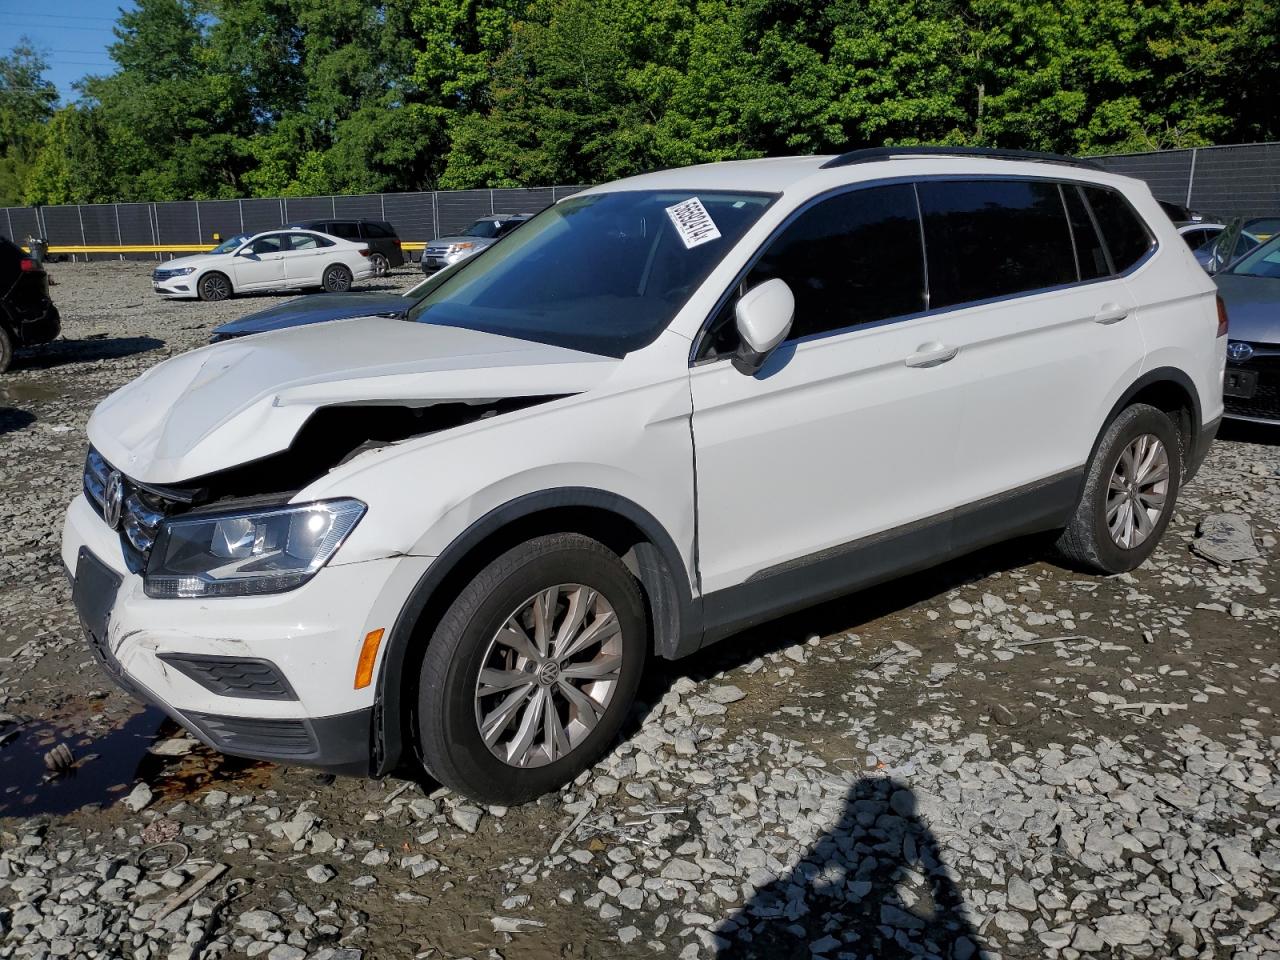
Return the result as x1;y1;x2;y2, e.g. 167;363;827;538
210;233;250;254
462;220;504;239
406;190;775;357
1227;233;1280;279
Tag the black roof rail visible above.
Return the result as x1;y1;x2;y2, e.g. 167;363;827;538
820;145;1104;171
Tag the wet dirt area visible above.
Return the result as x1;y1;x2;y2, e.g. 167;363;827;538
1;261;1279;960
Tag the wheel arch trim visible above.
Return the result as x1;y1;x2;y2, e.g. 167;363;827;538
371;487;699;776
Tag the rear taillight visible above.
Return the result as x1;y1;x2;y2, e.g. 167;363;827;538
1216;295;1229;337
394;239;402;247
19;257;36;272
358;247;371;257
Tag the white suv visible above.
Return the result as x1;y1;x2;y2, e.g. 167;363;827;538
63;149;1226;804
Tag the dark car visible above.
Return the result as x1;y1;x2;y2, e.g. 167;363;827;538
421;214;531;274
209;268;460;342
0;236;61;373
1215;231;1280;425
287;219;405;274
1157;198;1206;226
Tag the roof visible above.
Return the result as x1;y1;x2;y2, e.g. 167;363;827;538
580;153;1137;199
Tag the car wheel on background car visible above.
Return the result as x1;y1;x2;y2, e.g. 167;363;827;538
322;264;353;292
197;272;232;302
368;253;389;277
416;533;648;805
0;326;12;374
1055;403;1182;574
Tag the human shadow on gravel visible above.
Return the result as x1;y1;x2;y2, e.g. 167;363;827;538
716;777;986;960
0;407;35;436
15;335;163;370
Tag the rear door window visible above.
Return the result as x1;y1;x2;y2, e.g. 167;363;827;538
327;221;360;240
362;222;394;239
1061;185;1111;280
918;179;1077;308
1081;187;1154;273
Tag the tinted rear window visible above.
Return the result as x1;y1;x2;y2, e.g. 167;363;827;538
362;222;395;238
1061;185;1110;280
327;221;360;239
918;179;1077;308
1083;187;1153;273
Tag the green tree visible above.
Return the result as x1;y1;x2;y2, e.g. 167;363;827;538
0;41;58;205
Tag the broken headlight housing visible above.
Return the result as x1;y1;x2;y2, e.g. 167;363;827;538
144;499;366;598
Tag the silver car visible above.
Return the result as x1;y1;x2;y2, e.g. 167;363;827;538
420;214;530;274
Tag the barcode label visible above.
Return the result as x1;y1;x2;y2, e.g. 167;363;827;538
665;197;722;249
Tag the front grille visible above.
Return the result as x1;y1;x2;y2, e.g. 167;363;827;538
84;448;176;569
424;245;448;258
158;654;297;700
184;712;318;758
1224;355;1280;422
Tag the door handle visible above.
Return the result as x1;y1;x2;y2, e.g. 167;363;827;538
904;342;960;368
1094;303;1128;325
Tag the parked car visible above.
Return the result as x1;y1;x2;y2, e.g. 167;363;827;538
0;236;61;373
151;229;375;301
1178;222;1225;252
1157;198;1206;226
1214;232;1280;424
209;270;458;342
64;148;1224;804
1196;221;1264;271
1242;217;1280;243
287;219;405;275
420;214;530;273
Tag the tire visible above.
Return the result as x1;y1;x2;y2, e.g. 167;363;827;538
416;533;648;804
197;271;232;302
368;253;389;277
322;264;353;292
1055;403;1182;574
0;326;12;374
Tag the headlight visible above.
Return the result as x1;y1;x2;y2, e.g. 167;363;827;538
144;499;365;599
446;242;476;255
171;267;196;276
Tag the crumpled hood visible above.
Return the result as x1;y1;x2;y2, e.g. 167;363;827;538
89;316;619;484
1215;274;1280;346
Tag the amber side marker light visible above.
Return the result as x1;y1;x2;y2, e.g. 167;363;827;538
355;628;385;689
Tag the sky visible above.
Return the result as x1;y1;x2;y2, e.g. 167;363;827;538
1;1;134;102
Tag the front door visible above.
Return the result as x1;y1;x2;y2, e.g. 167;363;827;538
689;184;965;625
232;233;289;289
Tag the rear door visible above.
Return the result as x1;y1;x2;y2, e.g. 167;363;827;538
689;184;964;601
914;178;1145;547
282;232;333;285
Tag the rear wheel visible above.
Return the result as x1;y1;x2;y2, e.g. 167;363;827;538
197;271;231;302
416;533;647;804
0;326;12;374
322;264;353;292
368;253;389;277
1055;403;1181;574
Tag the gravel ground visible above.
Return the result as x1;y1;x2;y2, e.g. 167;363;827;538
2;261;1279;960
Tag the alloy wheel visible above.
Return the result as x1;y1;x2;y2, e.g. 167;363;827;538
1105;433;1170;549
370;253;388;276
473;584;623;768
201;274;230;300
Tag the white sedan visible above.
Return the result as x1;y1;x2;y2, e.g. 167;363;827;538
151;229;376;301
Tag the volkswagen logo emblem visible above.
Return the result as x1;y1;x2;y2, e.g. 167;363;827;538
104;470;125;530
1227;341;1254;362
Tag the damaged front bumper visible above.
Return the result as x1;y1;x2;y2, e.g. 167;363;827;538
61;493;431;775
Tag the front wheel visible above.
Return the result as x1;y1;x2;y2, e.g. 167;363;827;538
322;264;353;292
416;534;647;804
1054;403;1182;574
197;271;232;302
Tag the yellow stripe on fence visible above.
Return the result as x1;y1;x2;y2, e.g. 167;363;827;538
21;242;429;255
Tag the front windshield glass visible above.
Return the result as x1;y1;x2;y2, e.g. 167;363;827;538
463;220;503;239
1227;234;1280;279
210;233;250;254
406;190;775;357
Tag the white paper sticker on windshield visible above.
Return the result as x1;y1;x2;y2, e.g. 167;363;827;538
665;197;722;249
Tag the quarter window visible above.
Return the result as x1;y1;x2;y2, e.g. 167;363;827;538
1082;186;1153;273
1061;185;1110;280
918;179;1077;308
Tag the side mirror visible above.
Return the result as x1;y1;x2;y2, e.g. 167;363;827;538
732;278;794;375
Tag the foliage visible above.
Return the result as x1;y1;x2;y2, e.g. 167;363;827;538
2;0;1277;203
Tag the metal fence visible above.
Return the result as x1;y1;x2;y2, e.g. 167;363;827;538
0;185;588;260
3;141;1277;259
1090;142;1280;219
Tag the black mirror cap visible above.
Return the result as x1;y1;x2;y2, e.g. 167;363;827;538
732;344;770;376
